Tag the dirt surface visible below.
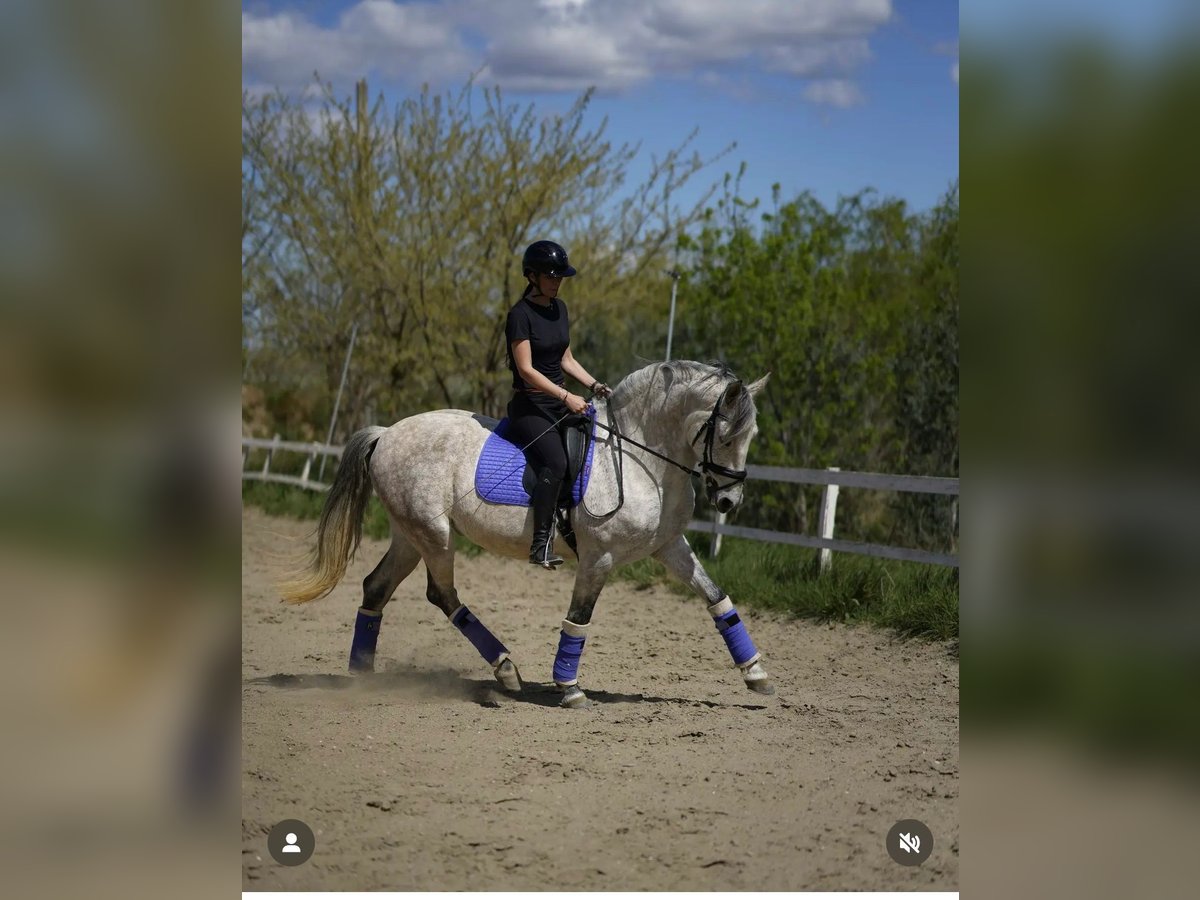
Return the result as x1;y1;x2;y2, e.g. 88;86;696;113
242;506;959;891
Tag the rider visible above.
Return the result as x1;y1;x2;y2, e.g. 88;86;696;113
505;240;612;569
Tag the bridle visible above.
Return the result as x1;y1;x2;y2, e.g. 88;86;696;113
690;382;750;502
588;380;749;510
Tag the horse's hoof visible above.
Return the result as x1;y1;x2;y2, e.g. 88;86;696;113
741;661;775;696
493;658;523;693
559;685;591;709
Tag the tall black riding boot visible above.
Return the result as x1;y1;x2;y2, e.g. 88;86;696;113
529;472;565;569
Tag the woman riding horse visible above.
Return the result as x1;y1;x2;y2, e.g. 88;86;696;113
281;291;774;706
504;240;612;568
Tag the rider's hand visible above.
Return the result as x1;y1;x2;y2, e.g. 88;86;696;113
564;392;589;414
590;381;613;399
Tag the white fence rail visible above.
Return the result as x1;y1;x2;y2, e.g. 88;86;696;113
241;436;959;568
687;463;958;569
241;435;342;491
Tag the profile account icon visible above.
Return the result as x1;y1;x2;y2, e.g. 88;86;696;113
268;819;315;866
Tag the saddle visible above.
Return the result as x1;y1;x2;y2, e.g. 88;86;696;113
474;411;597;511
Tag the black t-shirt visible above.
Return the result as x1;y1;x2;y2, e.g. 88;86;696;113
505;296;570;391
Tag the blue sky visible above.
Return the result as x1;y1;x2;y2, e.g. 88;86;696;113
243;1;958;214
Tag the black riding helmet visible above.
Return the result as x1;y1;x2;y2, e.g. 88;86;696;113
522;240;577;278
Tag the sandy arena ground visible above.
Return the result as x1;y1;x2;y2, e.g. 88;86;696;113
242;506;958;891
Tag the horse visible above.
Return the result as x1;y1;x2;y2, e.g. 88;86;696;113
281;360;774;708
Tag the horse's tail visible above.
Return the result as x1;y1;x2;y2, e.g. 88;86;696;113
279;425;387;604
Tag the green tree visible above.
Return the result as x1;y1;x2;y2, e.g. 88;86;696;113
671;178;957;546
891;184;959;549
242;76;728;435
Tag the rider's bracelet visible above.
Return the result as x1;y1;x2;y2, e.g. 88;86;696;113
589;380;599;393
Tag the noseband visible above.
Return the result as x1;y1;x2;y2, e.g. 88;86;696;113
691;383;749;500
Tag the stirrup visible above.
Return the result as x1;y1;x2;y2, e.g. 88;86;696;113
529;545;564;569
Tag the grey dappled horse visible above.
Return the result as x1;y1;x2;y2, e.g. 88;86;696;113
281;360;774;708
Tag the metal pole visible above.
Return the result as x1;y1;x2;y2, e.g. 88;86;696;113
664;269;680;361
319;320;358;480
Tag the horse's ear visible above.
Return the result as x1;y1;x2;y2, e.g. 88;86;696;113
747;373;770;398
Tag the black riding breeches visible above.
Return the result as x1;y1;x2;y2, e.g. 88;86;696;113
505;392;568;481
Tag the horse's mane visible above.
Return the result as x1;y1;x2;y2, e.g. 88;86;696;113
611;360;757;438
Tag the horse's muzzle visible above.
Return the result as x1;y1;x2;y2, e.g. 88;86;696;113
715;495;736;514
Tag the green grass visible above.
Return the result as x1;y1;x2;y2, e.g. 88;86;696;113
964;636;1200;768
612;534;958;640
243;480;956;640
243;480;328;521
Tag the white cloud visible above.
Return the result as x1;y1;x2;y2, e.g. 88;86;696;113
537;0;588;15
241;4;472;91
482;20;649;92
802;79;865;108
761;38;872;77
641;0;890;41
243;0;891;104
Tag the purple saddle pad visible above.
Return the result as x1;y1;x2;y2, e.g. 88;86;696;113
474;414;597;507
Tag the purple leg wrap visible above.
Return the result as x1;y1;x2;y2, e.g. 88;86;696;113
713;607;759;667
450;606;508;666
349;609;382;673
553;630;587;685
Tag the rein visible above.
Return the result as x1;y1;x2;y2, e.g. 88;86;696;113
590;417;695;477
588;381;749;508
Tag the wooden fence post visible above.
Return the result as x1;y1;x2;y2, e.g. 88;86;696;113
950;497;958;553
262;433;280;477
817;467;840;573
300;446;314;484
710;511;727;558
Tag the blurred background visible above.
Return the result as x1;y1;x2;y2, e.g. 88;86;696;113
0;3;240;899
2;0;1199;898
962;1;1200;897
